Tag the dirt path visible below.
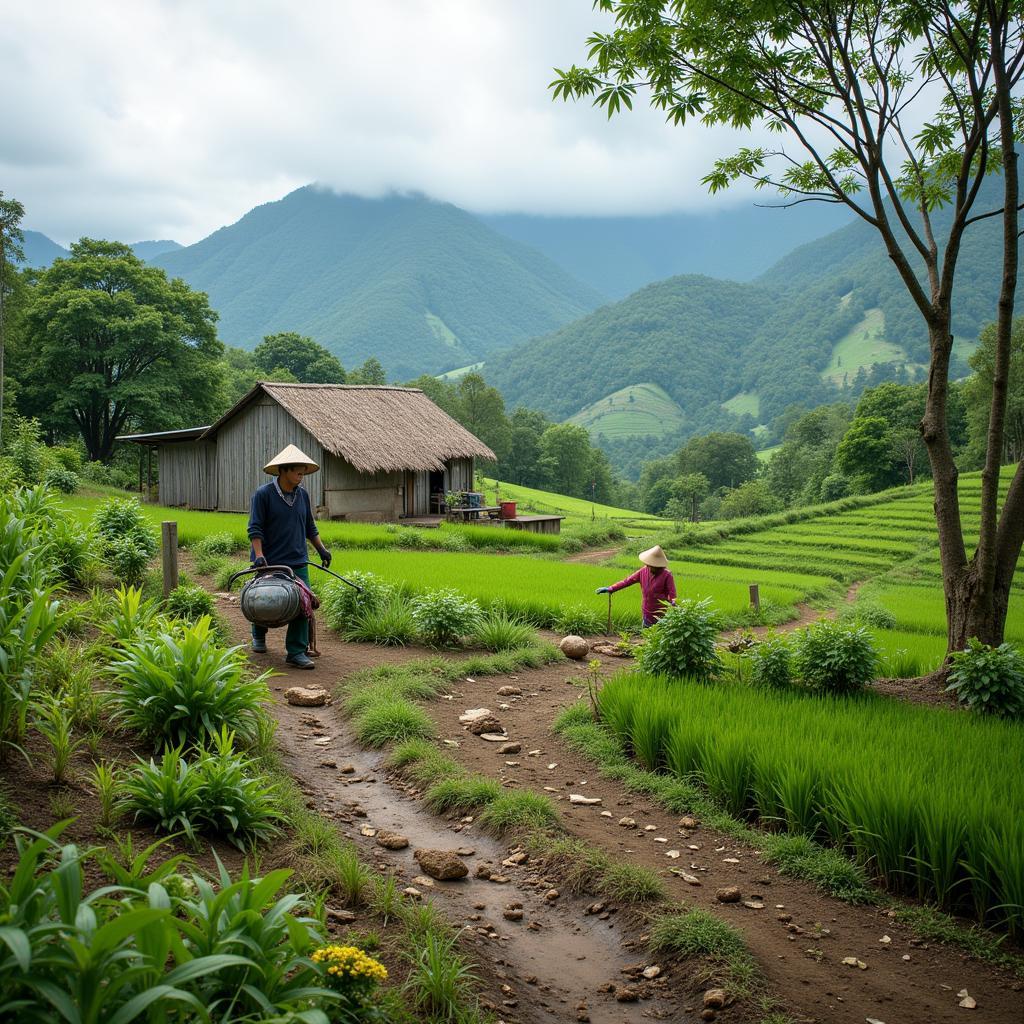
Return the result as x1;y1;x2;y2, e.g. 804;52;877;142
218;595;683;1023
564;548;620;565
215;590;1023;1024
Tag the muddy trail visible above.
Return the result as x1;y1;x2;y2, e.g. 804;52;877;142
215;589;1023;1024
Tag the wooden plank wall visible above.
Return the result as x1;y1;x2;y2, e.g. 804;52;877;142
447;458;474;493
158;441;217;509
215;399;325;512
323;455;402;521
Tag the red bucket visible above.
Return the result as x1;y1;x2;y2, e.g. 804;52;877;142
500;501;517;519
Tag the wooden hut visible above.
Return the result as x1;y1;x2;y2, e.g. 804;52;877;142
119;383;495;521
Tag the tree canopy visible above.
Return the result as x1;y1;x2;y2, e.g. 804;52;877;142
553;0;1024;651
17;239;223;462
252;332;345;383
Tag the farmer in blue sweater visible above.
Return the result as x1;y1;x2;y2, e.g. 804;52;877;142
247;444;332;670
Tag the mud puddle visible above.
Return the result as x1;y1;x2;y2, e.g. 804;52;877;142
273;695;681;1023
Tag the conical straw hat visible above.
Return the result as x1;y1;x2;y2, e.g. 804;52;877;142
263;444;320;475
638;544;669;568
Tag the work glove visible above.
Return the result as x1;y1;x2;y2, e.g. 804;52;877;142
253;556;268;568
596;587;611;594
320;549;332;569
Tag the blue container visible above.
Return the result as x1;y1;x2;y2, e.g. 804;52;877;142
466;492;483;508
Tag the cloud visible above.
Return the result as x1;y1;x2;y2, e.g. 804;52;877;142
2;0;768;244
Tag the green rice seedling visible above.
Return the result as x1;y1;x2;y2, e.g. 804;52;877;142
424;776;502;815
630;699;675;772
946;639;1024;717
410;588;482;647
403;930;480;1022
791;621;879;693
699;735;753;818
346;593;417;646
33;697;85;784
107;615;271;749
884;647;926;679
472;609;538;651
353;699;434;747
478;791;559;835
637;599;722;680
89;761;124;828
600;863;666;903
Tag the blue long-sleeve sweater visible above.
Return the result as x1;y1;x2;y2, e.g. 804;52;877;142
247;482;319;566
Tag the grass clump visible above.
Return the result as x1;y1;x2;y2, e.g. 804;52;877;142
386;739;462;786
353;699;434;748
760;833;873;903
346;594;417;646
472;610;538;652
601;863;666;903
478;791;559;835
424;777;502;815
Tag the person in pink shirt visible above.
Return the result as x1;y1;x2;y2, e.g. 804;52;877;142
597;545;677;627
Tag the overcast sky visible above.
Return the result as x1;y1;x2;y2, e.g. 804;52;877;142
2;0;772;246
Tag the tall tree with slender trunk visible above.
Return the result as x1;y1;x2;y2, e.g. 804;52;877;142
553;0;1024;655
0;193;25;450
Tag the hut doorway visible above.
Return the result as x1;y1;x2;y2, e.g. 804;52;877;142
429;469;446;515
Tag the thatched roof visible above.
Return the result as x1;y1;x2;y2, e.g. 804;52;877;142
202;383;495;474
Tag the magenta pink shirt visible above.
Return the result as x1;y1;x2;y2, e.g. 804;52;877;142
609;566;677;622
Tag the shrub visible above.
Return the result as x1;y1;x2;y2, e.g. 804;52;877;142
165;582;216;622
48;445;83;474
45;514;94;586
124;731;282;848
472;610;537;652
636;599;722;681
3;417;51;484
99;585;164;646
946;638;1024;717
42;466;79;494
410;588;482;647
554;603;604;636
748;633;793;689
791;620;879;693
92;497;158;585
108;616;271;748
819;473;852;502
193;531;242;556
320;571;395;632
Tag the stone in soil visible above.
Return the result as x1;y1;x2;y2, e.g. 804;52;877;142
285;686;329;706
703;988;727;1009
716;886;742;903
569;794;602;805
413;849;469;880
375;830;409;850
559;635;589;659
459;708;492;725
498;742;521;754
615;986;639;1003
497;686;522;696
469;715;504;735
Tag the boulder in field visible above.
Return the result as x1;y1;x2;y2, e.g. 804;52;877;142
413;848;469;880
560;635;589;660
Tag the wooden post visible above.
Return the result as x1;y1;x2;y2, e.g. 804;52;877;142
162;521;178;597
147;447;153;501
749;584;760;613
606;591;613;636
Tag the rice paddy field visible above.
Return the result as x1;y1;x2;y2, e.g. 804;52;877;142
597;673;1024;934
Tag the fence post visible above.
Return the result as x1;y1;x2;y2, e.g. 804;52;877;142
162;521;178;597
749;583;760;613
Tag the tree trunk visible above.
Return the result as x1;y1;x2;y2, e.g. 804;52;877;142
946;560;1011;650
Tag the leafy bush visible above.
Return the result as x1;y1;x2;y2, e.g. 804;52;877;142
124;730;282;848
748;633;793;689
554;603;604;636
946;638;1024;717
42;466;79;494
3;417;51;485
108;616;271;748
0;825;339;1019
99;585;165;646
472;610;537;652
320;571;395;632
165;582;216;622
791;620;879;693
48;445;83;474
410;588;482;647
92;497;158;586
636;599;722;681
193;531;242;556
45;514;95;586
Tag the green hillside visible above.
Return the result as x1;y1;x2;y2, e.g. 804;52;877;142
152;186;605;380
721;391;760;418
567;383;686;439
821;307;910;383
